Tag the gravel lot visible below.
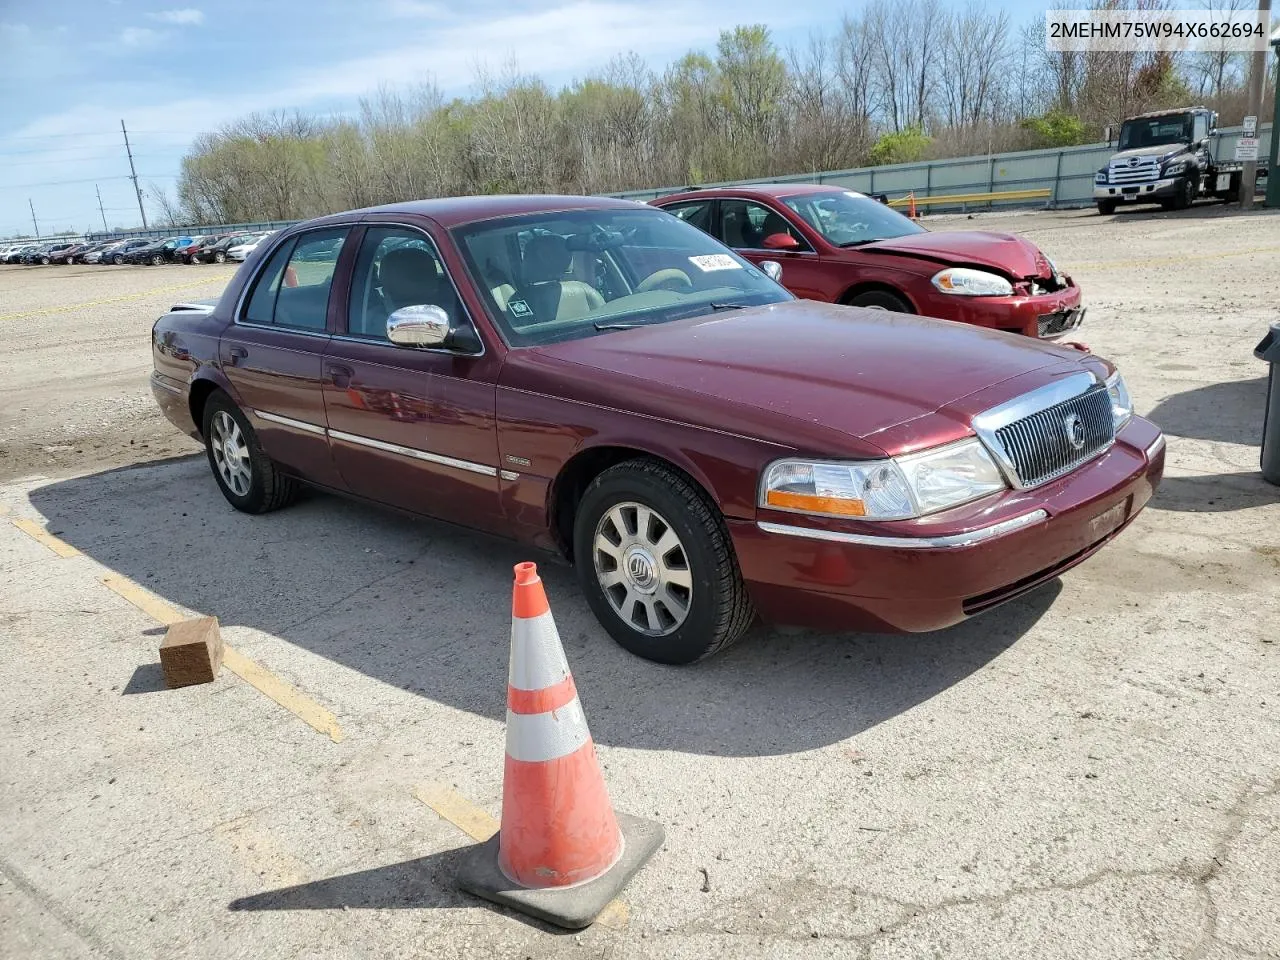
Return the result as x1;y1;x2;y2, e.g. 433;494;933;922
1;205;1278;959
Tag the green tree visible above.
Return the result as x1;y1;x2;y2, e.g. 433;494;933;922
869;126;930;165
1018;110;1087;148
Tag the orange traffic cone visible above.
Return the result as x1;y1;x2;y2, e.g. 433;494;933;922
908;192;917;219
457;562;663;929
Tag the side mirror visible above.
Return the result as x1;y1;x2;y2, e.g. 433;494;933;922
760;260;783;283
387;304;449;347
761;232;800;251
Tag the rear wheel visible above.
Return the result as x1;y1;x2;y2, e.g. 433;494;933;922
573;459;754;664
846;289;912;312
202;392;300;514
1096;200;1117;215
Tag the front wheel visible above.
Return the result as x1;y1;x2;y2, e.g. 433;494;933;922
213;251;227;264
112;254;125;265
202;393;300;514
39;256;50;265
846;289;912;312
150;253;164;266
1172;175;1195;210
1096;200;1117;215
573;459;754;664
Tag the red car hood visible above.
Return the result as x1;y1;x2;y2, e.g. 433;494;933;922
513;299;1092;456
861;230;1052;279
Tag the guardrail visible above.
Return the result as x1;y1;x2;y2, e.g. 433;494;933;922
887;188;1052;211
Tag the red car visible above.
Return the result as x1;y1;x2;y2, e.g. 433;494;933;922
651;185;1084;339
150;195;1163;664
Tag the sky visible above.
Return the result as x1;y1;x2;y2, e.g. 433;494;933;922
0;0;1034;238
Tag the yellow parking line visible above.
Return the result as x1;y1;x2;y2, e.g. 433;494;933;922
412;781;629;928
10;518;81;558
414;782;500;842
0;276;227;323
99;573;345;743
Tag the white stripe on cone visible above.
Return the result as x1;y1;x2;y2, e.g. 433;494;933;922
505;697;591;763
509;609;571;691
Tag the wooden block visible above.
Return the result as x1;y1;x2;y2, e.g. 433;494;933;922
159;616;223;688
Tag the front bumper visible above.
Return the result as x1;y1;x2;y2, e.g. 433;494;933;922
914;283;1084;339
732;416;1165;633
1094;178;1180;202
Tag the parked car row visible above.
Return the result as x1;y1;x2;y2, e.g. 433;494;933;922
0;231;276;266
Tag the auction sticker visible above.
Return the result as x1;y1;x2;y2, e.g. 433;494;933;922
689;254;741;272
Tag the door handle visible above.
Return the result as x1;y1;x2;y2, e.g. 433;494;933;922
326;363;354;388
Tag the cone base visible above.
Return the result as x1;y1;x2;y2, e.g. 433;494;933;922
456;812;663;929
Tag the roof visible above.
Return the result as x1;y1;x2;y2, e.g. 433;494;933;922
1124;106;1209;121
652;183;848;202
306;194;648;230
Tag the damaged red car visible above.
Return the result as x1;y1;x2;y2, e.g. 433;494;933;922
651;184;1085;339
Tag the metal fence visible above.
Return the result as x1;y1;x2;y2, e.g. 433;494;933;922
609;122;1272;210
75;123;1272;242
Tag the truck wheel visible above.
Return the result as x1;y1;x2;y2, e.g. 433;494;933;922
1096;200;1117;216
573;458;754;664
202;392;300;514
1172;176;1195;210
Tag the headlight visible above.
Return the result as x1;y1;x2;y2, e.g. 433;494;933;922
1095;171;1107;183
931;267;1014;297
760;439;1007;521
1106;371;1133;429
1162;160;1186;176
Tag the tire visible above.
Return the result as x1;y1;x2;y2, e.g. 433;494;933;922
213;251;227;264
1171;175;1195;210
1096;200;1117;215
39;256;50;265
201;392;300;514
149;253;164;266
572;458;754;664
65;256;74;265
112;254;125;265
846;289;913;312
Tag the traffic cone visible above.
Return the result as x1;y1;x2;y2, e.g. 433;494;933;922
908;192;917;219
456;562;664;929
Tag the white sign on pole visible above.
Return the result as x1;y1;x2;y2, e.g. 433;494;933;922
1235;137;1259;162
1242;115;1258;136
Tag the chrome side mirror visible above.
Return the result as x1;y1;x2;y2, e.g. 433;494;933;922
387;304;449;347
760;260;783;283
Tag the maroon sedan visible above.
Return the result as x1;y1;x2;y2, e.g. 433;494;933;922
651;185;1085;339
150;195;1163;664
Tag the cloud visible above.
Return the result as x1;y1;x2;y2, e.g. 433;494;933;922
151;8;205;26
117;26;161;47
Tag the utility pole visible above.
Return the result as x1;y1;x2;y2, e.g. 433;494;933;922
28;198;39;237
120;118;148;228
1238;0;1271;208
95;185;109;232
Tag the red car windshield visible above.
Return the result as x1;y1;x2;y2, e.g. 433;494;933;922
781;191;926;247
454;207;791;347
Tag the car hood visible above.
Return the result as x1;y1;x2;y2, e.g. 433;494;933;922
514;299;1092;456
859;230;1051;279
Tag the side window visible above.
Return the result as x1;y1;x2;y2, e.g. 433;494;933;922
1193;114;1208;143
241;228;347;331
346;226;466;342
242;239;295;325
663;200;714;235
719;200;810;251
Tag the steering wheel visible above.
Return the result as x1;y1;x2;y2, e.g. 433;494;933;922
635;268;693;294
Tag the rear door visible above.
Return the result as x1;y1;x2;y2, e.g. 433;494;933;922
322;223;505;532
218;227;351;489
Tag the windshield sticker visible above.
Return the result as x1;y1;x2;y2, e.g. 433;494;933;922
508;299;533;319
689;254;741;272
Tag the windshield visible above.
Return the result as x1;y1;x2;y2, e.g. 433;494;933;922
781;191;925;246
1118;115;1192;151
453;207;791;346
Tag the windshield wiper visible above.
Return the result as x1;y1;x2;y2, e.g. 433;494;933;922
838;239;879;247
593;321;643;330
707;301;748;311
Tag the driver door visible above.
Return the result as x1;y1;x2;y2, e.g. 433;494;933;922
322;224;506;533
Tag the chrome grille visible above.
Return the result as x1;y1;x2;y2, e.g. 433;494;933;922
1108;157;1159;184
992;385;1114;487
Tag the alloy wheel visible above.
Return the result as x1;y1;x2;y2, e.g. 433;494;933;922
592;501;692;636
209;411;252;497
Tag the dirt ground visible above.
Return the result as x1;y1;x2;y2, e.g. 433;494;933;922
1;203;1279;960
